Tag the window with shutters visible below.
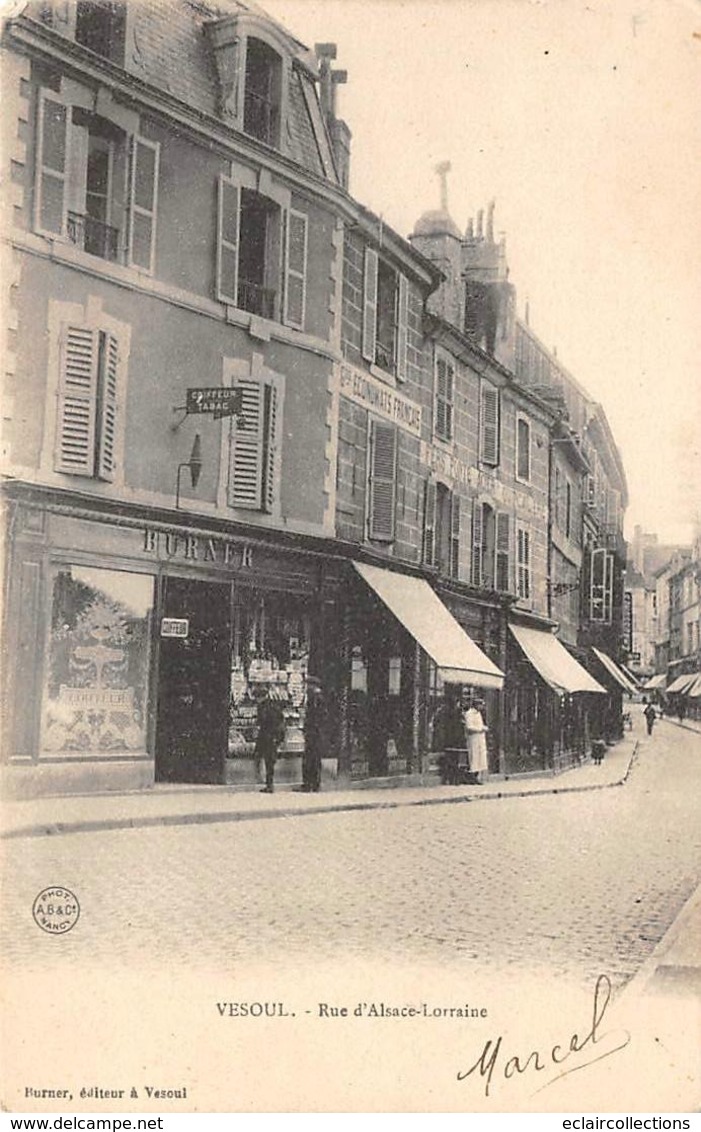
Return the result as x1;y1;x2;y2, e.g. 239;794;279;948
35;92;159;272
55;324;120;481
362;248;409;381
368;419;397;541
516;415;531;482
434;355;454;442
471;500;484;587
228;376;280;513
517;527;531;601
590;547;613;623
480;382;500;466
495;512;511;592
422;480;436;567
217;178;306;327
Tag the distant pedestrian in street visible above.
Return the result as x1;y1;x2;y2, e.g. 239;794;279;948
678;698;687;724
255;685;286;793
301;676;324;792
464;696;489;784
643;701;656;736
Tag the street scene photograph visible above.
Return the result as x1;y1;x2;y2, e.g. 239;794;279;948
1;0;700;1117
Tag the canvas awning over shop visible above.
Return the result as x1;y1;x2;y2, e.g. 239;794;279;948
352;561;504;689
687;674;701;698
509;624;606;695
642;673;667;691
667;672;699;695
592;648;639;695
621;666;641;689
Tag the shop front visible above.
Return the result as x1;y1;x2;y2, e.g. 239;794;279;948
2;487;343;798
504;621;606;773
343;561;504;781
583;646;638;743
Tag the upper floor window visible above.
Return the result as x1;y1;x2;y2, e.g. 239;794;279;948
244;38;282;148
217;176;308;327
479;382;500;466
517;526;531;601
434;355;454;443
423;482;460;577
362;248;409;381
55;324;121;481
227;374;281;513
35;92;159;272
590;547;614;623
516;416;531;482
368;419;397;542
75;0;126;65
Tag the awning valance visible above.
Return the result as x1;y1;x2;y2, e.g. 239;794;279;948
510;624;606;695
667;672;699;695
643;673;667;691
592;648;638;695
353;561;504;689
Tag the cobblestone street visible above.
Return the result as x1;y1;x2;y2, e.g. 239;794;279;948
3;722;700;992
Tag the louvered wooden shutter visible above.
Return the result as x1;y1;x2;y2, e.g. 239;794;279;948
217;176;240;304
495;512;510;591
368;420;396;541
96;332;118;482
435;358;453;440
471;500;483;586
517;528;531;599
284;209;308;329
423;479;436;566
517;417;530;480
362;247;378;362
396;274;408;381
450;493;461;578
229;379;264;509
128;136;159;272
36;91;68;236
480;384;499;465
261;381;278;513
55;326;98;475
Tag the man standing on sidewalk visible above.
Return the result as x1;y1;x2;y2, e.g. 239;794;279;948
255;685;286;793
301;676;325;792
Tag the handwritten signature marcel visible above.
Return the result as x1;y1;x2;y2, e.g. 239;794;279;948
457;974;631;1097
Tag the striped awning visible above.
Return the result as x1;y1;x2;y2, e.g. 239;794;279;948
666;672;698;695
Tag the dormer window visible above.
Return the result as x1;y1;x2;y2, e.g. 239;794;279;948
244;38;282;148
75;0;126;65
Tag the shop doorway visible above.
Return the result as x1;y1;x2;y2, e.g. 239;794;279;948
155;578;231;784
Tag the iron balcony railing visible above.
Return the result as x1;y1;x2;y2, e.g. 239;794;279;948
68;212;120;262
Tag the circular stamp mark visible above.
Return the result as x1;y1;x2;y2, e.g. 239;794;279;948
32;887;80;935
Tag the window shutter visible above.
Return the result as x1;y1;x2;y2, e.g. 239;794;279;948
36;91;69;236
284;209;308;329
217;176;240;305
480;384;499;465
396;273;409;381
450;493;461;578
471;500;483;586
96;332;118;482
127;136;159;272
517;418;530;480
55;326;98;475
435;358;454;441
229;378;265;509
261;381;278;513
66;121;88;221
362;247;378;362
423;479;436;566
495;512;510;591
517;527;531;600
368;420;396;541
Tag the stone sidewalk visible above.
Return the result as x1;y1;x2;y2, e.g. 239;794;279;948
2;732;640;840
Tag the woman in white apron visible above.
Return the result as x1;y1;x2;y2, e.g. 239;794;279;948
463;697;489;783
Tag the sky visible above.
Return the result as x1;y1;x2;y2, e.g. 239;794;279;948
264;0;701;546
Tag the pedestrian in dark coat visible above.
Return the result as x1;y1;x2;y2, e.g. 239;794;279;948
301;676;324;792
643;701;656;736
255;686;286;793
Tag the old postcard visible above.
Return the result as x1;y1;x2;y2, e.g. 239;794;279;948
1;0;700;1116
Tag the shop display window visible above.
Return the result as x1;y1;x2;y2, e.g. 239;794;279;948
228;591;312;757
42;566;154;756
